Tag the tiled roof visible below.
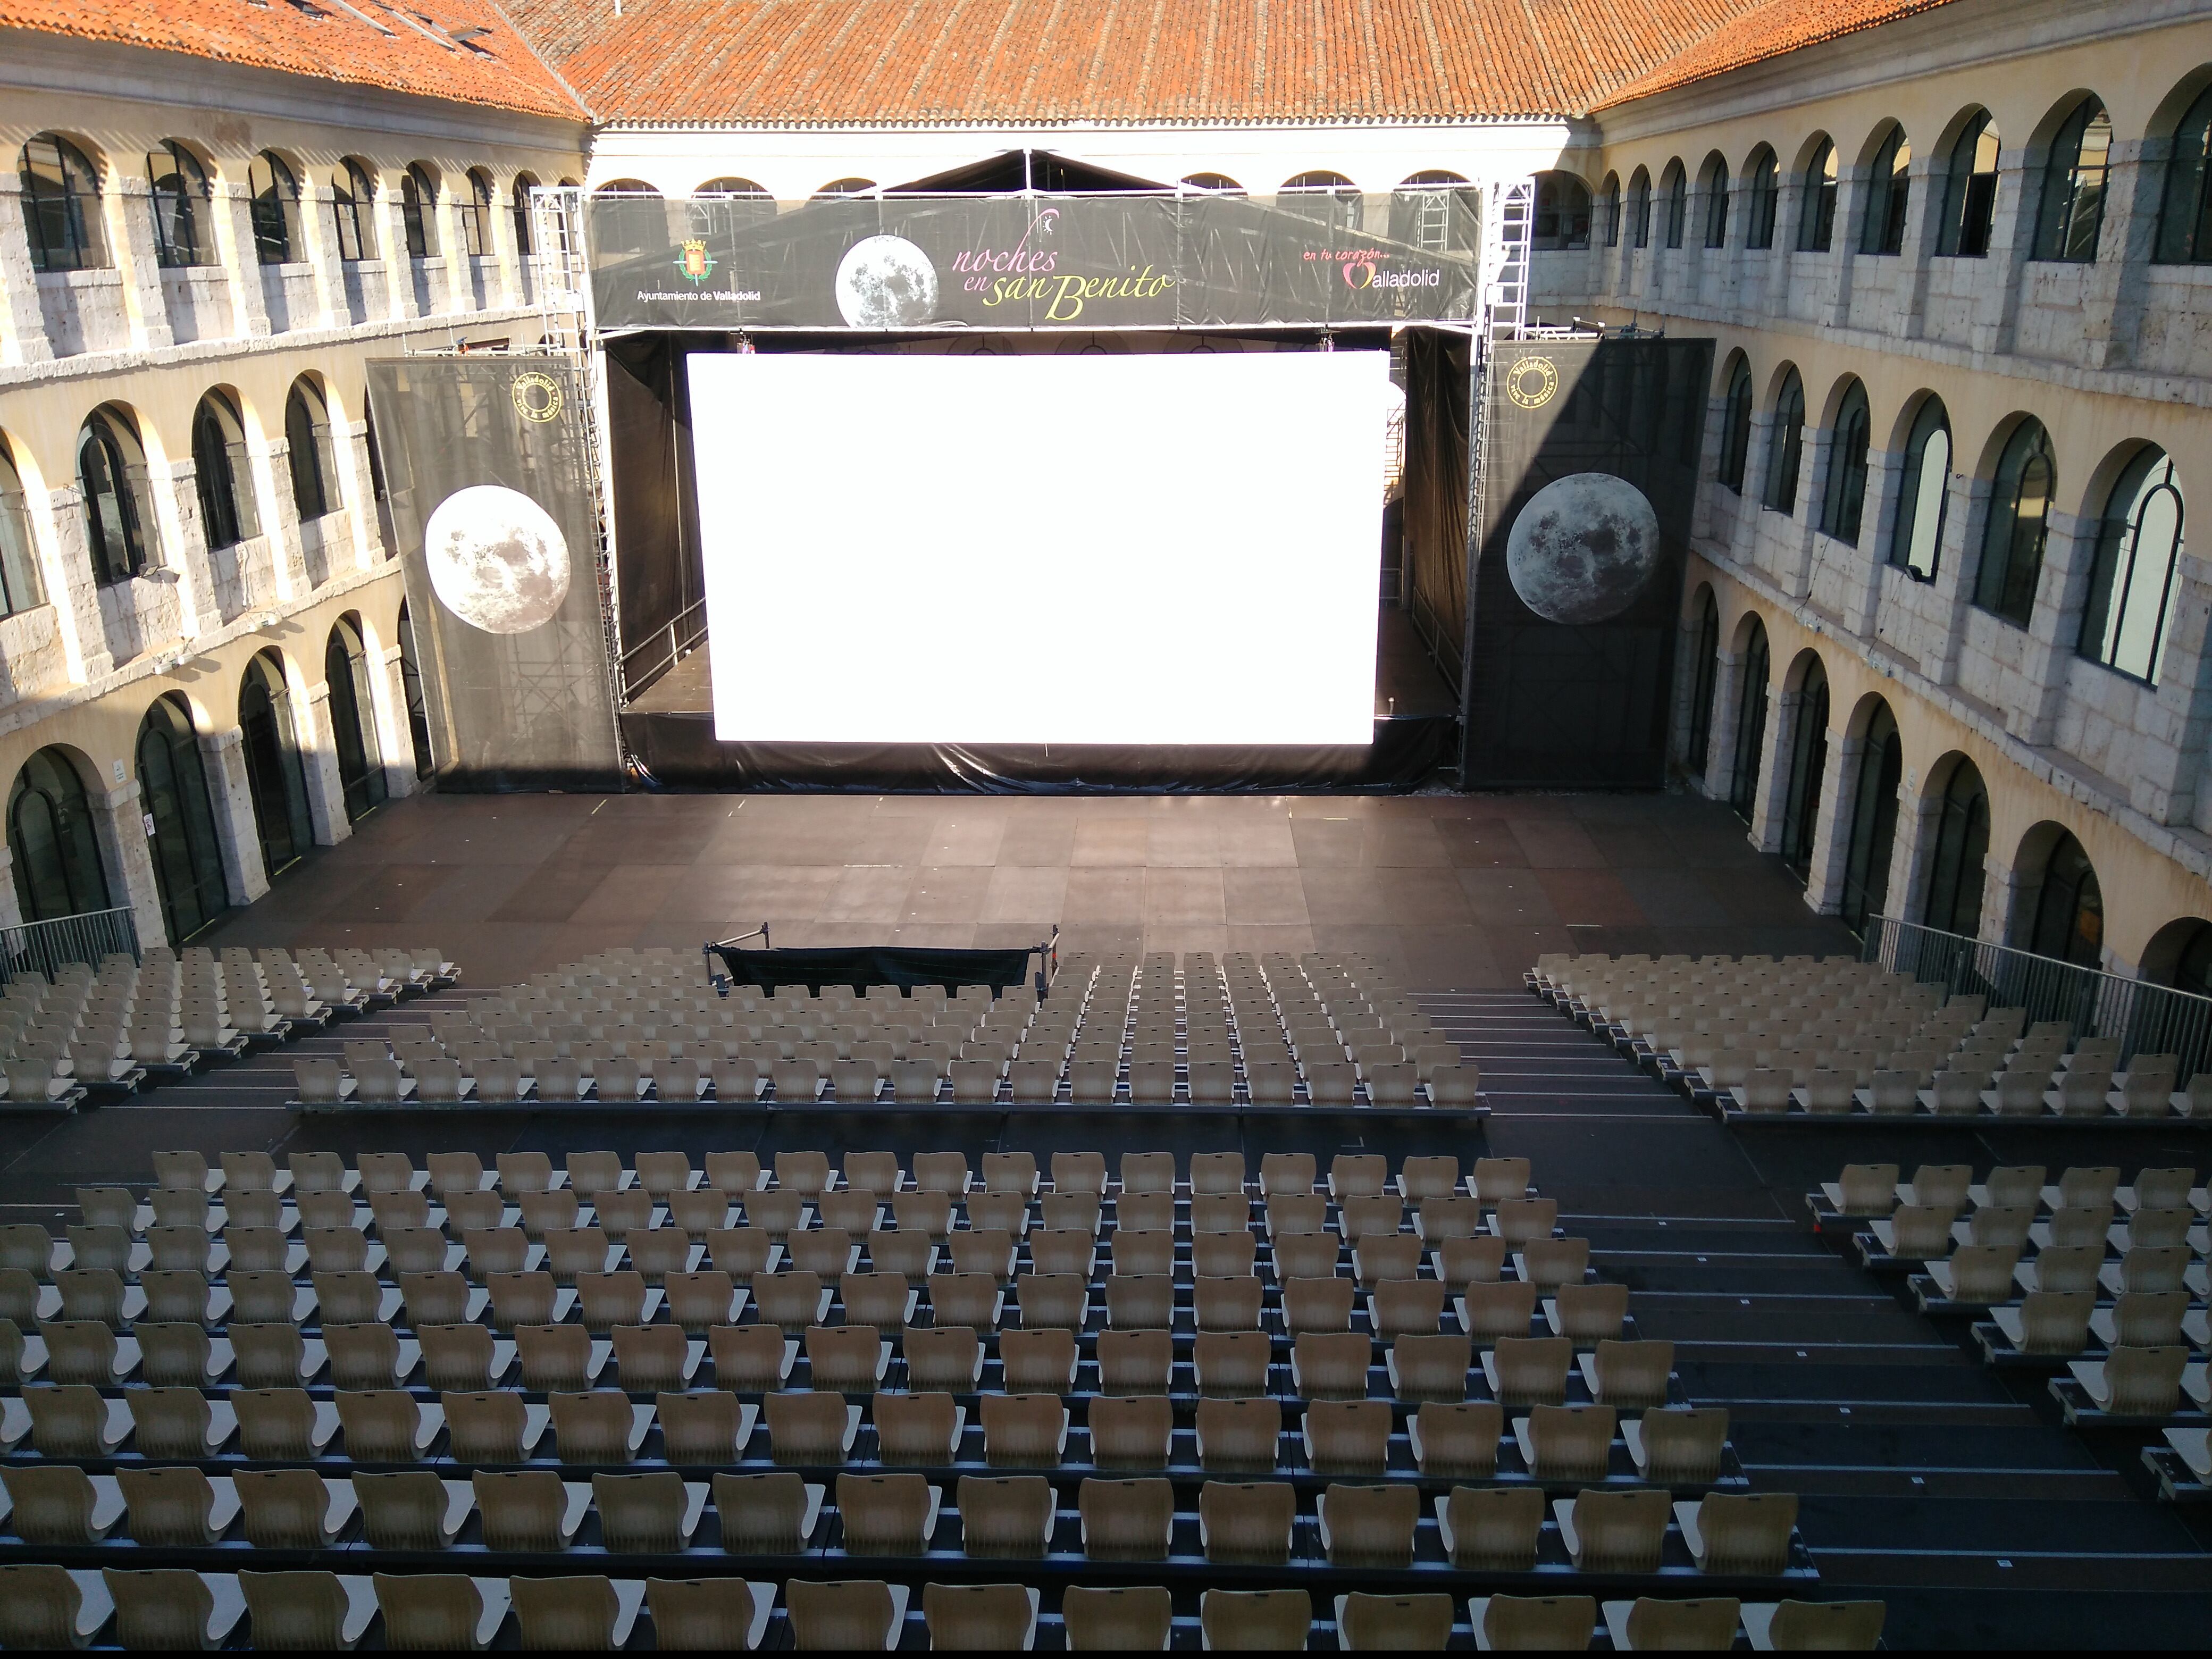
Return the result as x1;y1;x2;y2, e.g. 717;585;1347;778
1597;0;1967;107
508;0;1796;125
0;0;589;121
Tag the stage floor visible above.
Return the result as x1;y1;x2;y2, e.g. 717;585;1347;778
624;603;1461;722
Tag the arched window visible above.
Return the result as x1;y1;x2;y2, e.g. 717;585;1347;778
1745;147;1779;249
285;379;336;524
1700;155;1730;248
1819;382;1872;544
1392;172;1477;255
1764;371;1806;515
77;407;149;585
326;617;387;823
2080;447;2186;683
1923;761;1990;937
814;178;876;198
147;140;213;268
2158;919;2212;998
511;172;539;256
1975;418;2056;626
459;169;493;257
1278;171;1362;240
137;695;228;945
1661;162;1688;248
1531;173;1591;250
1797;139;1838;252
1780;657;1830;879
1840;703;1903;934
1860;125;1911;255
238;652;312;877
0;438;45;618
1718;359;1754;492
18;134;106;273
1889;398;1951;580
1628;169;1652;248
189;391;258;552
397;601;434;780
244;153;301;266
1599;174;1621;247
1729;622;1771;823
1687;590;1721;772
2029;830;2103;967
2158;85;2212;264
7;749;109;923
331;160;374;263
1938;111;2001;257
1180;173;1244;194
400;163;438;258
2033;97;2112;262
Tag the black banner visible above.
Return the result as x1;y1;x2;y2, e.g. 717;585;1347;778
364;357;622;790
590;191;1480;332
709;942;1042;996
1462;337;1714;786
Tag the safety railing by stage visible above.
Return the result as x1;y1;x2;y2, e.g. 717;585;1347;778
1;906;140;984
1861;914;2212;1077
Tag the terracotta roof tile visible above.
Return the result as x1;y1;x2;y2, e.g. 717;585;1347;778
1597;0;1967;106
0;0;589;121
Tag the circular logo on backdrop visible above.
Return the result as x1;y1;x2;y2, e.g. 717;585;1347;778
835;235;939;329
1505;356;1559;410
1504;471;1663;626
510;371;563;423
423;484;571;635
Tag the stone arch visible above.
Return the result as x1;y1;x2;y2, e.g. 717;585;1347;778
324;612;387;824
238;647;314;878
2139;914;2212;993
6;743;113;923
2029;89;2108;149
136;691;229;944
1917;752;1991;938
2012;820;2105;965
1835;692;1905;933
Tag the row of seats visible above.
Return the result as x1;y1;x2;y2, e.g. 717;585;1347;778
0;1566;1884;1652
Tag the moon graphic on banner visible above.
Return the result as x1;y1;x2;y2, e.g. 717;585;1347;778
1504;472;1663;626
423;484;571;635
835;234;939;328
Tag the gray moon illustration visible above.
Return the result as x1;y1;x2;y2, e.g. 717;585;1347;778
835;234;939;328
423;484;570;635
1504;471;1662;626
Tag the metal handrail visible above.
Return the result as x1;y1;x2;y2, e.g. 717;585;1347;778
1;907;141;985
1861;915;2212;1073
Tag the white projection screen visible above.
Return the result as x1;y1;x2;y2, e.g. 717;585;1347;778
688;350;1386;745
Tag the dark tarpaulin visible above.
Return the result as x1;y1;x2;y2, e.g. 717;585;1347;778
605;337;704;695
1401;330;1473;692
709;943;1044;996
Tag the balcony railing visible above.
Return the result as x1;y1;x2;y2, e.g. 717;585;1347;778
1;906;140;985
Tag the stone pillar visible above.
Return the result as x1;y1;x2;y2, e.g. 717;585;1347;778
1819;165;1866;327
298;680;353;848
1844;449;1905;636
1691;393;1728;542
331;419;382;568
255;438;309;600
0;177;54;366
1922;474;1988;686
1802;729;1858;916
378;179;420;322
1740;415;1775;531
104;177;175;352
1897;150;1945;340
1987;855;2037;949
2083;138;2159;371
0;846;23;934
213;178;271;339
198;726;271;903
38;485;115;682
376;644;420;799
2007;507;2100;744
1747;685;1797;854
299;178;343;329
1888;777;1945;929
2141;554;2212;829
91;779;166;949
1780;428;1832;598
1703;648;1744;803
1976;147;2038;356
157;459;225;636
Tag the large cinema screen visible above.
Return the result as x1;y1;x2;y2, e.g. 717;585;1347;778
686;350;1386;746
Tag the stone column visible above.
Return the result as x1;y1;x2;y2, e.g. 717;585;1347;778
0;178;54;367
104;177;175;351
1819;165;1867;327
1691;392;1728;542
1801;729;1858;916
2006;507;2100;744
213;178;271;339
331;419;381;568
157;459;224;636
1976;146;2038;356
198;726;271;903
1887;777;1946;929
299;178;343;329
1747;685;1797;854
1780;428;1833;598
2142;554;2212;829
0;846;23;934
377;644;420;799
378;179;420;322
2083;138;2158;371
38;484;115;682
298;680;353;848
91;780;166;949
255;438;309;601
1702;648;1744;803
1987;855;2036;950
1740;414;1775;545
1898;150;1946;340
1844;449;1905;636
1922;474;1987;686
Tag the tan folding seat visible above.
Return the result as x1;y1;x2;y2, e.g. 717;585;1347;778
1193;1191;1253;1234
707;1325;795;1394
1489;1335;1573;1406
1386;1334;1472;1404
1340;1195;1405;1247
1462;1280;1539;1342
1194;1330;1272;1396
1470;1592;1595;1649
1119;1192;1176;1231
836;1271;910;1330
1259;1152;1319;1196
785;1227;857;1279
631;1579;773;1654
1353;1232;1423;1285
1185;1150;1242;1195
1268;1231;1335;1283
2117;1245;2192;1295
752;1269;828;1333
1111;1152;1169;1196
1111;1228;1175;1277
949;1227;1017;1281
1193;1230;1258;1280
1372;1278;1448;1339
806;1323;889;1392
1742;1599;1886;1650
116;1465;238;1547
1282;1275;1355;1335
1087;1394;1174;1469
445;1390;548;1463
2;1465;127;1544
100;1569;248;1650
927;1272;1003;1331
1629;1406;1730;1484
875;1390;964;1465
125;1385;226;1458
1399;1402;1498;1480
1051;1152;1107;1195
784;1578;906;1650
513;1323;600;1392
65;1222;130;1275
1681;1490;1798;1573
337;1389;441;1461
233;1468;357;1549
1075;1477;1175;1563
897;1324;979;1390
1282;1331;1363;1401
892;1190;954;1238
1199;1588;1310;1651
1105;1273;1174;1329
1524;1404;1618;1481
1559;1486;1671;1571
1198;1479;1296;1564
1194;1274;1262;1332
713;1470;822;1553
474;1469;590;1554
1471;1157;1531;1203
2076;1345;2190;1414
1304;1400;1391;1473
837;1470;939;1554
1522;1238;1593;1291
236;1569;381;1648
591;1470;705;1553
766;1390;861;1464
510;1574;648;1649
1094;1327;1173;1396
957;1473;1056;1559
516;1192;582;1242
230;1387;338;1462
703;1227;775;1279
998;1323;1079;1390
1196;1396;1281;1471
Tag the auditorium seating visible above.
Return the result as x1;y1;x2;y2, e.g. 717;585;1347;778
1533;952;2210;1125
0;1142;1871;1649
287;947;1482;1111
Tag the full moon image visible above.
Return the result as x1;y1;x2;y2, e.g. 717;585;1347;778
1504;471;1662;626
835;234;939;329
423;484;571;635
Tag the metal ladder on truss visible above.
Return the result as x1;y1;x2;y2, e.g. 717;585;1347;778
1468;175;1536;560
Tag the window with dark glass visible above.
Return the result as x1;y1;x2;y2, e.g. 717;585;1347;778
397;601;434;779
2157;86;2212;264
1531;172;1591;250
0;441;46;618
326;619;388;823
137;696;229;944
400;164;438;258
1601;175;1622;247
1797;139;1838;252
285;380;334;522
1662;163;1687;248
1729;624;1771;823
1629;170;1652;248
1745;148;1779;249
78;408;148;585
1687;591;1721;772
1861;126;1911;255
2079;447;2185;683
190;392;257;552
459;170;492;257
7;748;111;923
1840;703;1903;934
1765;372;1806;514
1779;658;1830;880
1889;398;1951;579
2028;831;2103;967
1718;359;1753;492
1702;156;1730;248
1938;111;2001;257
147;140;213;269
1819;382;1872;543
248;152;302;265
239;653;313;876
1922;761;1989;937
18;133;106;273
2033;97;2112;262
511;172;539;255
331;160;374;262
1975;419;2055;626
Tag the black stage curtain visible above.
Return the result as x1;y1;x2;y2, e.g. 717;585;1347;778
606;337;704;697
711;943;1042;995
1401;330;1472;693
